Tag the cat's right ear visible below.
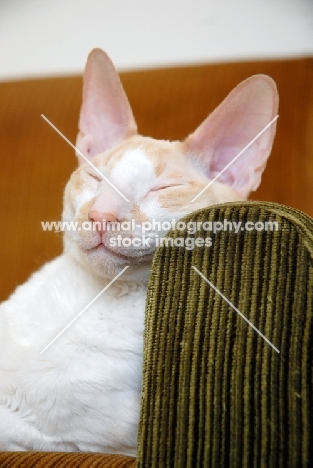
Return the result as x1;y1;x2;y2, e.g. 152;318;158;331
75;49;137;163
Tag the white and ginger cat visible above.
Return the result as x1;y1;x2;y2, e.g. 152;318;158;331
0;49;278;455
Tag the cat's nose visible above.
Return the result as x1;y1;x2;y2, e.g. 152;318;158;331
88;211;118;232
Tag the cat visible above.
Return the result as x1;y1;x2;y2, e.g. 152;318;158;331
0;48;278;455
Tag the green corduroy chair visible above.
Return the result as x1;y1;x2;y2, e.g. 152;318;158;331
0;201;312;468
138;201;313;468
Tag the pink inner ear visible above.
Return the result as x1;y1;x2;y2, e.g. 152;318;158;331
185;75;279;198
76;49;137;161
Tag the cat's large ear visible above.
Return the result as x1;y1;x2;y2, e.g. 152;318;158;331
185;75;278;198
76;49;137;162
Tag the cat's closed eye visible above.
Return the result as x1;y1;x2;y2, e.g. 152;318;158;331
150;184;184;192
87;172;103;182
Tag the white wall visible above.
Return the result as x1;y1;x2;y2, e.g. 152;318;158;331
1;0;312;80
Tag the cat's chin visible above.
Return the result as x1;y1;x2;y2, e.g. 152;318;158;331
87;243;130;262
64;238;153;281
86;243;153;263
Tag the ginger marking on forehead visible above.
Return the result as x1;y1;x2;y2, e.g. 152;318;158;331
141;140;187;178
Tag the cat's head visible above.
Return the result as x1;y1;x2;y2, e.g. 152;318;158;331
63;48;278;280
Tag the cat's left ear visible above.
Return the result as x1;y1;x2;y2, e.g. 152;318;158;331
76;49;137;162
184;75;279;198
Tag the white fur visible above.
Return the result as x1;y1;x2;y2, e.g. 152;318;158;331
0;255;146;454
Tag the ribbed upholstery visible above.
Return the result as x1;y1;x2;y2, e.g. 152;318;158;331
138;201;313;468
0;452;136;467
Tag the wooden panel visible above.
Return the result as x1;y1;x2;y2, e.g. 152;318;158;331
0;58;312;300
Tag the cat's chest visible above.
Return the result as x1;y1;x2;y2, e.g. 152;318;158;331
0;255;147;451
0;254;147;365
0;254;147;415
